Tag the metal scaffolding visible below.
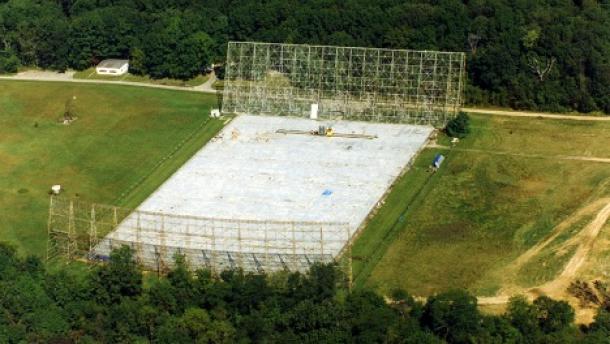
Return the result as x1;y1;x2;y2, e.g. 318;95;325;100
47;197;351;275
222;42;465;127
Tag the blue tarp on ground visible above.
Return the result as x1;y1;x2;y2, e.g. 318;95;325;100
433;154;445;168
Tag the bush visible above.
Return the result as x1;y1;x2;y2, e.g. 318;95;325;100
214;65;225;80
0;54;20;74
445;112;470;138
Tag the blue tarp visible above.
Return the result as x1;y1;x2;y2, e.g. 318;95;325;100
322;189;333;196
433;154;445;168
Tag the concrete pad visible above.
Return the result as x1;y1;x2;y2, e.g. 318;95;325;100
96;115;432;270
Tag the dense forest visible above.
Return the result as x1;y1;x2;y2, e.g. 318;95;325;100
1;243;610;343
0;0;608;113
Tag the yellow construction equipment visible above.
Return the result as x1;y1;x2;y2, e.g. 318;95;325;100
275;127;376;140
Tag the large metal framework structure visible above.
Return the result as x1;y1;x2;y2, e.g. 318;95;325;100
222;42;465;126
47;197;352;276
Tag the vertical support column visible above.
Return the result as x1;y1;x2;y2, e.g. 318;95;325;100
405;51;411;121
347;47;353;117
46;196;55;262
159;213;166;272
445;53;453;123
346;225;352;289
184;221;190;268
432;51;439;125
416;51;424;123
263;44;271;113
457;53;466;113
292;45;299;115
136;211;142;264
222;42;234;113
317;46;324;109
113;207;118;228
374;49;381;121
67;200;75;259
319;225;324;260
306;45;311;92
264;222;269;272
211;220;217;274
246;43;254;113
291;222;297;271
237;221;243;270
88;204;96;254
361;49;366;110
334;46;339;117
391;50;398;122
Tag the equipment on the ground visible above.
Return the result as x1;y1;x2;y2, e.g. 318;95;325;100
276;126;376;140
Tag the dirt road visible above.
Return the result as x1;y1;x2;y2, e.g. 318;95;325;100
0;70;219;94
463;107;610;121
477;198;610;323
0;74;608;121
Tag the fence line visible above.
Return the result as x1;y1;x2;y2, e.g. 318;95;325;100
47;197;352;275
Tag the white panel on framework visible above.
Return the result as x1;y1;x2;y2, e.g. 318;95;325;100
103;115;432;257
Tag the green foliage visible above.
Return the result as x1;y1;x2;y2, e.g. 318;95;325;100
128;47;146;75
421;289;481;343
0;0;608;112
533;296;575;334
214;64;225;80
0;53;19;73
89;245;143;304
0;243;598;342
445;112;470;138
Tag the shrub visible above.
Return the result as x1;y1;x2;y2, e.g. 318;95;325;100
0;54;20;74
445;112;470;138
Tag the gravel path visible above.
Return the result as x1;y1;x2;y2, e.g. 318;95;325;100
463;107;610;121
0;70;219;94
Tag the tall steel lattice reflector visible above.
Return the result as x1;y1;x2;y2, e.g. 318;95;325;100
222;42;465;126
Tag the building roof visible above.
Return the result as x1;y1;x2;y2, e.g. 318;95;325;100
97;59;128;69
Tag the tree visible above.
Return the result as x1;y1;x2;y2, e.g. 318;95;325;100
129;47;146;75
89;246;142;305
533;296;575;334
346;290;396;343
421;289;481;343
0;53;19;73
156;308;235;343
445;112;470;138
507;295;541;340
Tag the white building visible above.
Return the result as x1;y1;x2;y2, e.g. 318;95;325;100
95;59;129;76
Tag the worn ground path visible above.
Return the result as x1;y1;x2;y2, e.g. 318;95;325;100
463;107;610;121
0;70;219;94
476;199;610;324
427;143;610;164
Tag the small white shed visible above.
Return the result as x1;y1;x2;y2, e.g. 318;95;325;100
96;59;129;76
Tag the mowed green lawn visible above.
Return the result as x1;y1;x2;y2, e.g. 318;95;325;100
0;81;224;256
355;114;610;296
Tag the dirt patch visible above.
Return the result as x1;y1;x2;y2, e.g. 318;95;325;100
509;198;610;274
537;202;610;296
477;198;610;323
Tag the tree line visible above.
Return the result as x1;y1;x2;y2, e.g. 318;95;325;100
0;0;608;113
2;243;610;343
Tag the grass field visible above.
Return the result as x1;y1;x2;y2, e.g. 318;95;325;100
354;114;610;296
0;80;223;256
73;68;209;87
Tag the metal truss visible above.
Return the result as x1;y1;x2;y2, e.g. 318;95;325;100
47;197;351;275
222;42;465;127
